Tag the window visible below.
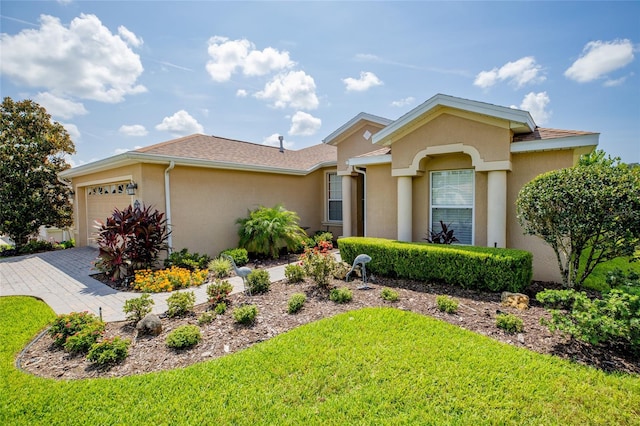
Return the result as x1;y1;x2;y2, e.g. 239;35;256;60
327;172;342;221
430;170;473;244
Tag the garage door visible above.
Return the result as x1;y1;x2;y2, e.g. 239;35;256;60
86;182;133;247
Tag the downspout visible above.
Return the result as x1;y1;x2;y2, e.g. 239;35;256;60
353;167;367;237
164;161;175;254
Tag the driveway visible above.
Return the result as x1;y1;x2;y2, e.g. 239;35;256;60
0;247;285;322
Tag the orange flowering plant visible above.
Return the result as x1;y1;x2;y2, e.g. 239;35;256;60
133;267;208;292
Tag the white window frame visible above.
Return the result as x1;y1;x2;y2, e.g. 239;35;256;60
326;171;343;223
429;169;474;245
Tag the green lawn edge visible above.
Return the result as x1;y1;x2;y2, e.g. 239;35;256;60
1;296;639;425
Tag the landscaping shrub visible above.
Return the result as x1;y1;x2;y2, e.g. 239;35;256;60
132;267;208;292
380;287;399;302
236;204;308;259
424;221;459;244
208;257;232;278
164;248;211;271
48;311;104;348
219;248;249;266
206;279;233;305
285;263;305;283
122;293;154;323
537;288;639;351
288;293;307;314
166;325;202;349
496;313;524;333
338;237;532;292
247;269;271;294
63;322;106;353
18;239;56;254
197;311;216;325
301;240;336;288
313;231;334;246
233;304;258;325
94;204;169;281
436;295;459;313
87;336;130;367
330;287;353;304
166;291;196;318
214;302;227;315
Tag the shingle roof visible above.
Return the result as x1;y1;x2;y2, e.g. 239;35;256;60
134;134;336;171
513;127;598;142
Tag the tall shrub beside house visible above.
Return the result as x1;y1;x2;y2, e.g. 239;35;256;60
517;150;640;288
236;204;308;259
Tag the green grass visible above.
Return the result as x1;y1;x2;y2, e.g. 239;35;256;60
1;296;639;425
581;254;640;292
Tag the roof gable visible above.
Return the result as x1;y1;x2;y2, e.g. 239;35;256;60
323;112;393;146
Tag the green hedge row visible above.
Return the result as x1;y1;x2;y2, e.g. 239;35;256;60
338;237;532;292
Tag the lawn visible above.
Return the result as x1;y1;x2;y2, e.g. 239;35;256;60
1;296;639;425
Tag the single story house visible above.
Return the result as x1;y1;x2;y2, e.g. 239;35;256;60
60;94;599;282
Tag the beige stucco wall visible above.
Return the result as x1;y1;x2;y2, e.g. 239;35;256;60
366;164;397;239
335;122;388;173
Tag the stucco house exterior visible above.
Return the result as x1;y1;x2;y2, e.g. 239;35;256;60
60;94;599;282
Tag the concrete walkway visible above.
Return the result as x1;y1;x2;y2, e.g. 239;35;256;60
0;247;287;322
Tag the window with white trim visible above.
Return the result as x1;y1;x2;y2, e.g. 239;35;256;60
430;170;474;244
327;172;342;221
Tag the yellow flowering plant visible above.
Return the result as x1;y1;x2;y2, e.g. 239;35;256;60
132;267;208;293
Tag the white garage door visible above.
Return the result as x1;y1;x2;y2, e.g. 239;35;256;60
86;182;133;247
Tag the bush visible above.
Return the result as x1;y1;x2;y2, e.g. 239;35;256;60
381;287;399;302
123;293;154;323
536;289;577;310
18;239;55;254
233;304;258;325
206;280;233;305
301;241;336;288
538;288;639;350
330;287;353;304
214;302;227;315
164;248;211;271
132;267;208;292
219;248;249;267
48;311;104;348
166;325;202;349
236;204;308;259
63;321;106;354
87;336;130;367
338;237;532;292
288;293;307;314
247;269;271;294
313;232;334;246
198;311;216;325
285;263;305;283
496;313;524;333
436;295;459;314
166;291;196;318
208;257;232;278
94;204;169;281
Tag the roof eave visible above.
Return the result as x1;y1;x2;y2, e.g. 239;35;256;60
510;134;599;153
347;154;392;167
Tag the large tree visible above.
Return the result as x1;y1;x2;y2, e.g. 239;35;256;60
516;150;640;288
0;97;76;248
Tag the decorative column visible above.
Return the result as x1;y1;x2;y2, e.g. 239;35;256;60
487;170;507;248
341;174;352;238
397;176;413;242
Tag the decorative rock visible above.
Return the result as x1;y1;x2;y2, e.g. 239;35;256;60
136;313;162;336
517;333;525;344
501;292;529;310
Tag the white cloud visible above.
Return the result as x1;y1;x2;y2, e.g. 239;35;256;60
61;122;81;140
263;133;295;149
391;96;415;107
604;75;629;87
34;92;88;119
114;145;142;155
288;111;321;136
0;14;146;103
565;39;635;83
206;36;294;82
236;89;248;97
155;110;204;136
254;71;319;110
342;71;383;92
118;25;143;48
518;92;551;126
354;53;381;62
474;56;545;89
118;124;148;136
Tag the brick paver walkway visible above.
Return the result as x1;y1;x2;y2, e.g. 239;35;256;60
0;247;286;322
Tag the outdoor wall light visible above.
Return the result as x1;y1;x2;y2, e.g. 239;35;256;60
126;182;138;195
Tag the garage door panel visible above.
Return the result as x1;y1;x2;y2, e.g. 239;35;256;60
86;182;133;247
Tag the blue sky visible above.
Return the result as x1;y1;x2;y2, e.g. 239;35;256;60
1;1;639;165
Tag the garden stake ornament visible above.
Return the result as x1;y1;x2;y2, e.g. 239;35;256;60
346;254;372;290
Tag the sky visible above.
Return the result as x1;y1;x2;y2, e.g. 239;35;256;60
1;1;639;166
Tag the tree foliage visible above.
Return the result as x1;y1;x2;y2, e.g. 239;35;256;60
236;204;307;259
0;97;76;248
517;150;640;288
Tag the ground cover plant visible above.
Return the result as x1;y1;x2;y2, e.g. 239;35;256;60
3;296;639;425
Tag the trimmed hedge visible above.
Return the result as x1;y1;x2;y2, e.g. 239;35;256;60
338;237;532;292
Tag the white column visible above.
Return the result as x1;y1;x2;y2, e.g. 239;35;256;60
487;170;507;248
341;175;352;238
397;176;413;242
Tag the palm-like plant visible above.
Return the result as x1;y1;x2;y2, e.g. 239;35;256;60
236;204;307;259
